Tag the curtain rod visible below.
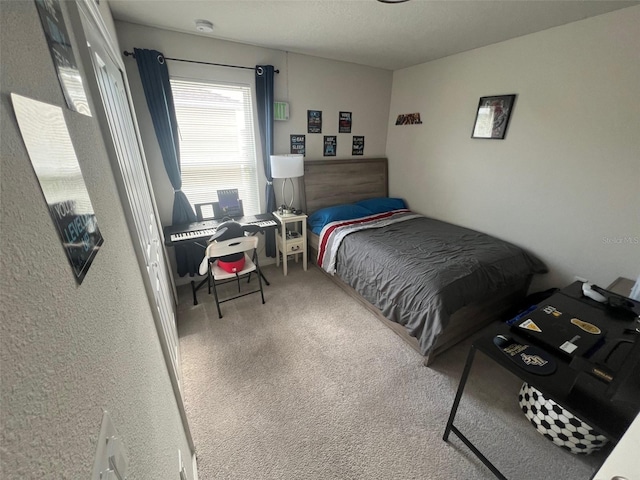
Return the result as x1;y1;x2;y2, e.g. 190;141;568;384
123;51;279;74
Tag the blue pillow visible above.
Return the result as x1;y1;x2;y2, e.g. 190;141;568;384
355;197;406;214
308;204;372;234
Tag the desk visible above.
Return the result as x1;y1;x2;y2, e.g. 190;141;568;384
163;213;277;305
443;284;640;479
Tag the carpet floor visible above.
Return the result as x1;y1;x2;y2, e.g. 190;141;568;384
177;263;608;479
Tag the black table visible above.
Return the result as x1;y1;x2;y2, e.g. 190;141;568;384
443;284;640;479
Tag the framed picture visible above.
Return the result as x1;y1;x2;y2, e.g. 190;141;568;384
290;134;306;156
339;111;352;133
352;136;364;155
471;94;516;139
323;136;337;156
307;110;322;134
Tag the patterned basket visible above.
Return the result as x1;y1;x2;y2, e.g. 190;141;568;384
518;383;608;455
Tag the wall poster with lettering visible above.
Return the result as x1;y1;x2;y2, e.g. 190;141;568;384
339;112;352;133
290;134;306;156
307;110;322;134
352;136;365;155
11;94;103;284
35;0;91;116
323;136;337;157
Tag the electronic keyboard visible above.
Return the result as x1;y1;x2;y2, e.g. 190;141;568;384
246;219;277;228
169;228;217;244
164;215;277;246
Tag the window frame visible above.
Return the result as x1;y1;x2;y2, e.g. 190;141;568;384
169;75;264;216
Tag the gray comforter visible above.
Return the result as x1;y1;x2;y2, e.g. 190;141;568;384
335;216;547;355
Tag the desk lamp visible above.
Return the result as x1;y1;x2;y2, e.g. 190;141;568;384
270;154;304;214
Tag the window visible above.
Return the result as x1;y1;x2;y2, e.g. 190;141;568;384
170;78;260;216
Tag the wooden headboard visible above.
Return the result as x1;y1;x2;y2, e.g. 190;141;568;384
300;158;388;215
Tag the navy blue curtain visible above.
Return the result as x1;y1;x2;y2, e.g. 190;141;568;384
255;65;277;257
134;48;200;276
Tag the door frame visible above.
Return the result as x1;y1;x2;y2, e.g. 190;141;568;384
67;0;195;456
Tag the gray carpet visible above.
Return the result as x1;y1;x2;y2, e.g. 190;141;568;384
177;264;607;479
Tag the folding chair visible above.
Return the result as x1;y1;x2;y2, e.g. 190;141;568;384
198;236;265;318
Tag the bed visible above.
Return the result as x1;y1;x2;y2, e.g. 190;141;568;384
300;158;547;365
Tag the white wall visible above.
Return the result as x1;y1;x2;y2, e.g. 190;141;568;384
114;21;392;281
0;1;193;478
115;22;392;222
277;53;392;162
386;6;640;291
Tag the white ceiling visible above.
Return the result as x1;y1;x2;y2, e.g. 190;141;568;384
109;0;638;70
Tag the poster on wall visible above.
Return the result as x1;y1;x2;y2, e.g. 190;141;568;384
34;0;91;116
323;136;337;157
352;136;365;155
307;110;322;133
395;113;422;125
290;134;306;156
339;112;352;133
11;94;103;284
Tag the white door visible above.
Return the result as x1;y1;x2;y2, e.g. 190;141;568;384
76;1;194;452
92;51;181;384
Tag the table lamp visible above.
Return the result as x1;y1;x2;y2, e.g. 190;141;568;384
270;154;304;214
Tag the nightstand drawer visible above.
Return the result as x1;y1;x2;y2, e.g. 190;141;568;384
281;239;304;254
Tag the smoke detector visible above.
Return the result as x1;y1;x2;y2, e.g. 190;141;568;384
195;19;214;33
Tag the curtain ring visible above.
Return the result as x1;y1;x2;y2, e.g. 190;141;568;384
256;66;264;76
157;54;165;65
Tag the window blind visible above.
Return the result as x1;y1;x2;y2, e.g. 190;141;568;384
170;78;260;216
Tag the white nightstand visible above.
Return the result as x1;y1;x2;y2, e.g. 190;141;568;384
273;211;308;276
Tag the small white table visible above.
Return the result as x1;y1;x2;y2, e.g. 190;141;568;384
273;211;307;276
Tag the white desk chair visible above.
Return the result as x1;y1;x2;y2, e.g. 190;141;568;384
198;236;265;318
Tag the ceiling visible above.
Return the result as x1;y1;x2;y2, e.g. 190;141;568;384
109;0;638;70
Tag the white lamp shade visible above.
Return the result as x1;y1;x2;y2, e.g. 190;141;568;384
270;154;304;178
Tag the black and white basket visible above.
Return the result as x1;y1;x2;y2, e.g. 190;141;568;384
518;383;608;455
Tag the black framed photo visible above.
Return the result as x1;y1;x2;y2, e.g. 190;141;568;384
471;94;516;139
352;136;364;155
339;111;352;133
307;110;322;133
323;136;337;156
290;134;306;156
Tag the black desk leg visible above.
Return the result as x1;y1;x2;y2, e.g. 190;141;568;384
444;345;477;441
443;345;508;480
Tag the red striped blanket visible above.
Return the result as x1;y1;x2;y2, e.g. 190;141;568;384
317;209;421;274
